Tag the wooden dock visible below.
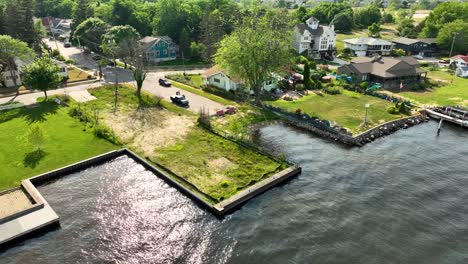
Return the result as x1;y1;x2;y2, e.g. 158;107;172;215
422;108;468;128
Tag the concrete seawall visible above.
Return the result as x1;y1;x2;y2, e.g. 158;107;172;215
0;149;302;247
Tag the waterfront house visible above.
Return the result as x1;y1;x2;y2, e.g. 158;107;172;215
449;55;468;68
139;36;179;63
337;56;427;89
392;37;439;57
343;37;394;57
203;66;278;92
293;16;336;59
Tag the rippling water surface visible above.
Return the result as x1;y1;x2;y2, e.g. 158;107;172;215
1;121;468;264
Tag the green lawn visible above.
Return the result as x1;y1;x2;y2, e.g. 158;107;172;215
0;101;117;190
170;81;234;105
266;90;407;134
155;127;284;202
400;70;468;107
67;67;92;82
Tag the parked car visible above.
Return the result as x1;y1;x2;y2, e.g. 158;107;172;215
159;78;172;87
64;41;71;48
216;106;237;116
170;94;189;107
413;55;424;60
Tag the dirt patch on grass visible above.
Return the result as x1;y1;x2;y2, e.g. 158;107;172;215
208;157;237;172
103;108;195;156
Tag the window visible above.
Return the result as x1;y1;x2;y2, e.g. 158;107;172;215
214;78;220;83
163;50;167;55
304;36;308;40
60;68;66;72
362;75;367;81
320;38;328;50
155;51;160;56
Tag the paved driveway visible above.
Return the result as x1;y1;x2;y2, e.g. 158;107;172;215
142;71;223;114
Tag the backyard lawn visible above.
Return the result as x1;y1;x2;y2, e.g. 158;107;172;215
0;101;117;190
266;90;407;134
400;70;468;107
336;24;398;52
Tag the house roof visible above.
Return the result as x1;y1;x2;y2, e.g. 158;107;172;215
139;36;179;50
392;37;436;45
296;24;325;36
342;56;425;78
203;65;243;84
450;54;468;63
343;37;393;46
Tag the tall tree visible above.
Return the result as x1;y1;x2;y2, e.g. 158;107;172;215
0;35;34;94
74;18;109;52
101;25;140;67
22;57;62;99
437;20;468;54
0;4;5;35
18;0;36;46
71;0;93;36
368;23;382;38
215;8;293;104
200;9;224;61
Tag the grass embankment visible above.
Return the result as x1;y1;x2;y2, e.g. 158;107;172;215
399;70;468;107
84;85;285;203
67;67;92;82
170;80;236;106
266;89;407;134
0;101;117;190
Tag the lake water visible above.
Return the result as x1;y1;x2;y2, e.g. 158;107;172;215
1;121;468;264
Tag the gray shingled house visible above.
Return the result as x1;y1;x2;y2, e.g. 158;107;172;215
337;56;427;89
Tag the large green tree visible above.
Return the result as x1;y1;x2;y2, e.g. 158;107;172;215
331;12;354;33
101;25;140;67
437;20;468;54
215;8;293;104
71;0;93;35
421;2;468;38
354;5;381;28
22;57;62;99
0;35;34;93
74;18;109;52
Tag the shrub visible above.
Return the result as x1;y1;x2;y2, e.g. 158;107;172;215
295;83;305;91
51;49;60;57
398;102;409;114
359;81;369;89
93;125;120;144
197;107;212;129
220;181;230;188
387;106;399;114
323;86;342;95
65;59;76;65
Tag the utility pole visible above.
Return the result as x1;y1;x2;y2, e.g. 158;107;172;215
449;32;459;59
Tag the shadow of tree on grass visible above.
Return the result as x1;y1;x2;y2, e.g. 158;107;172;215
23;149;47;169
20;100;59;124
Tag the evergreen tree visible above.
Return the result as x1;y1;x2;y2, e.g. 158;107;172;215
19;0;36;46
5;2;22;40
0;4;5;35
200;9;223;62
72;0;93;35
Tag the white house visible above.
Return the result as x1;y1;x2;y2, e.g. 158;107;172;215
450;55;468;67
455;66;468;78
293;17;336;59
1;59;68;88
343;37;394;57
203;66;278;92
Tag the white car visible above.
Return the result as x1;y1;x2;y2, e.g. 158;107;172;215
413;55;424;60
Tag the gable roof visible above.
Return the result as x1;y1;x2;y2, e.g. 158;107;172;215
296;24;325;36
450;55;468;63
392;37;436;45
344;37;393;46
343;56;425;78
203;65;243;84
139;36;179;51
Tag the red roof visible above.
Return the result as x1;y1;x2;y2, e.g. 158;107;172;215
450;55;468;63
